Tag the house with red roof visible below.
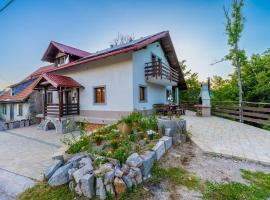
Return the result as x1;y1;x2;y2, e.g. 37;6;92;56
0;31;186;132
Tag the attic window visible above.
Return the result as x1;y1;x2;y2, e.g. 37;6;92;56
55;56;66;66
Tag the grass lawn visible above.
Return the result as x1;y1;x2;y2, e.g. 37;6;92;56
18;181;81;200
18;165;270;200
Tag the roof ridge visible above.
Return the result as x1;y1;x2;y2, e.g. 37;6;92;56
51;41;91;54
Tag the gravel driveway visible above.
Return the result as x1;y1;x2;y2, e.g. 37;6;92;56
0;125;68;199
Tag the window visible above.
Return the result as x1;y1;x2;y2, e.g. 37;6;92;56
166;89;171;99
151;54;157;63
94;86;105;104
139;85;147;102
151;53;162;64
18;104;23;116
47;92;53;104
2;104;6;115
55;56;66;66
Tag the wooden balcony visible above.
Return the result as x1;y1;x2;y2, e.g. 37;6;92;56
145;61;179;86
45;103;79;118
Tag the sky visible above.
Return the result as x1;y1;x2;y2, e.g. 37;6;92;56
0;0;270;90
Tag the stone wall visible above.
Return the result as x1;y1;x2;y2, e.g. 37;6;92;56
44;118;186;199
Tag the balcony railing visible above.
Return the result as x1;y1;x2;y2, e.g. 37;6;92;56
145;61;179;84
45;103;79;117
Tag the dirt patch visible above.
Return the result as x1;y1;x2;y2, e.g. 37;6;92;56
85;123;105;132
145;142;270;200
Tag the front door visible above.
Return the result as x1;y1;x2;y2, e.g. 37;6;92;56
10;104;14;121
64;91;72;115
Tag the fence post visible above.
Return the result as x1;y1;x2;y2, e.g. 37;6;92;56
239;101;243;123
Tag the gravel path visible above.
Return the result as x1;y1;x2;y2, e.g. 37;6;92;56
147;142;270;200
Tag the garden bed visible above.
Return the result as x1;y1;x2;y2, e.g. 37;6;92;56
42;112;183;199
64;112;161;164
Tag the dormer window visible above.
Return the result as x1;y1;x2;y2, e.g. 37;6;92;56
55;56;67;66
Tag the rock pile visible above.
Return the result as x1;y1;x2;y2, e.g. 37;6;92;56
44;119;186;199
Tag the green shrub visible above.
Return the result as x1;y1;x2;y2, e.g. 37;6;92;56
109;139;119;150
111;143;131;164
122;112;143;127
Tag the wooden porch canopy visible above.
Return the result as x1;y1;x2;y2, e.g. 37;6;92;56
32;73;84;119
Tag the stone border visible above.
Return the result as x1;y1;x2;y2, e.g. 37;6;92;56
45;118;186;199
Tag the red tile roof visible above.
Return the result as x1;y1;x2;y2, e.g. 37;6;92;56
42;41;91;62
0;78;40;102
52;41;91;58
33;73;84;89
9;64;56;88
48;31;170;73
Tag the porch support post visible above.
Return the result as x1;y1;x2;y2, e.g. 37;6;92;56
44;87;47;119
58;87;63;121
77;88;80;115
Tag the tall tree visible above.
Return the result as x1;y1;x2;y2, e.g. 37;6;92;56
179;60;201;103
223;0;246;122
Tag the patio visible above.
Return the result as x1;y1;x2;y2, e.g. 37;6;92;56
183;111;270;166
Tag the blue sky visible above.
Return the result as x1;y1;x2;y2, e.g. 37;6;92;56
0;0;270;89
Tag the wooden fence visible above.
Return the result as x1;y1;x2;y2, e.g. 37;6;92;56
212;101;270;126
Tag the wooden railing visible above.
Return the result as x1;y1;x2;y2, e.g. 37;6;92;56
181;101;198;111
45;103;79;117
145;61;179;83
212;101;270;126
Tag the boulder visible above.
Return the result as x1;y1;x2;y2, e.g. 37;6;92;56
152;140;166;160
107;157;120;166
96;177;106;200
131;167;142;184
159;136;172;151
68;168;77;180
172;133;180;145
113;177;127;196
79;157;92;168
80;173;95;199
75;184;82;196
104;170;115;185
115;168;123;178
165;128;173;137
73;163;93;183
177;119;187;135
105;183;115;196
122;175;133;188
158;118;179;135
48;162;73;186
67;152;88;166
121;164;130;176
140;151;156;178
126;153;143;168
94;163;113;177
44;159;63;180
68;180;75;191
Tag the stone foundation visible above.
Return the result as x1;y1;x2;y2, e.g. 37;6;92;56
38;118;77;134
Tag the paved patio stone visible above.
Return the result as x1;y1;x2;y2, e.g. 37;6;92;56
183;111;270;166
0;125;79;181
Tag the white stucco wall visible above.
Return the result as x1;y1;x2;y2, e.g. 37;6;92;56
0;103;29;121
55;53;134;112
132;42;172;111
